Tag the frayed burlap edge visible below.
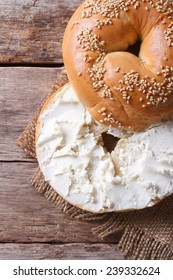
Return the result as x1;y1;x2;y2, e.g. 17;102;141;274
119;225;173;260
17;116;37;159
17;68;173;260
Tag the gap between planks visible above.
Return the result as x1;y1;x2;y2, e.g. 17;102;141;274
0;63;64;68
0;159;37;163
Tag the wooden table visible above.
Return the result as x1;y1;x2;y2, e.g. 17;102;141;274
0;0;125;259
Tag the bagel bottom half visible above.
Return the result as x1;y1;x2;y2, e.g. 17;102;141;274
36;84;173;213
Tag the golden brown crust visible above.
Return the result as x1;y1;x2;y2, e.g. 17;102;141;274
63;0;173;131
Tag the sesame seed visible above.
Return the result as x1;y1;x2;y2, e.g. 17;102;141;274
72;21;79;27
115;67;120;73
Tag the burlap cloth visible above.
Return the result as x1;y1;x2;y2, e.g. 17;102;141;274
17;69;173;260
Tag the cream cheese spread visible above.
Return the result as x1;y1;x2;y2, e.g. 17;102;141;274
36;84;173;212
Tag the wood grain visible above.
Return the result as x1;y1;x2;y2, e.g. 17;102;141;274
0;243;125;260
0;161;123;243
0;67;64;161
0;0;81;64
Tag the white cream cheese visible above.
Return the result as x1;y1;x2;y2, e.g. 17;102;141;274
36;84;173;212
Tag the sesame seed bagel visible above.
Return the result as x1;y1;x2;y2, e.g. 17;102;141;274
63;0;173;131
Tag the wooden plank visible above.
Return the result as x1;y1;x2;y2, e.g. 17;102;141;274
0;67;65;161
0;243;125;260
0;161;123;243
0;0;81;64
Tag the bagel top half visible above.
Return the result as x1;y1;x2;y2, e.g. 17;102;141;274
63;0;173;131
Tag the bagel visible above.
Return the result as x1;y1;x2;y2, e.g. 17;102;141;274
63;0;173;131
36;84;173;213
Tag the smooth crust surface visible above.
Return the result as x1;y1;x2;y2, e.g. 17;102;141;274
63;0;173;131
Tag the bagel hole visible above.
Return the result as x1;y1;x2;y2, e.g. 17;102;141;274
102;132;120;153
126;40;141;57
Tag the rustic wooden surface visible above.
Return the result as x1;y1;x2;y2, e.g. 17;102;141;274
0;243;125;260
0;0;81;64
0;0;125;259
